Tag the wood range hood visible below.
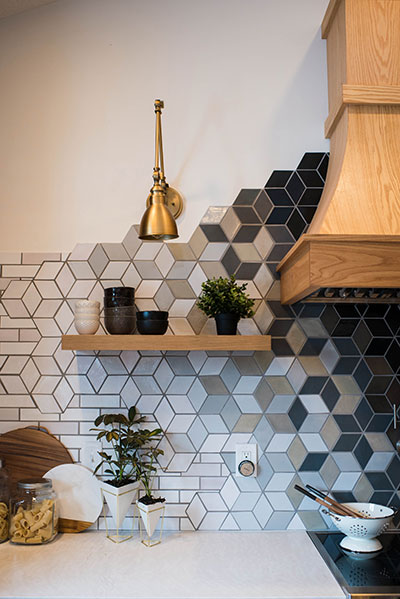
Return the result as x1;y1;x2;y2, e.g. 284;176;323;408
277;0;400;304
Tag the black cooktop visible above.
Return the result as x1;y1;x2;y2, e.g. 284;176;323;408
308;531;400;598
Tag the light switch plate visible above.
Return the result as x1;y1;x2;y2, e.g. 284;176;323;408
81;441;101;470
235;443;257;477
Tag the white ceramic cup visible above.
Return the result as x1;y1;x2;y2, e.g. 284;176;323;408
75;300;100;311
75;318;100;335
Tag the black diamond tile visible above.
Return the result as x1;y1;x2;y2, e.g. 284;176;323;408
352;321;372;353
334;305;360;318
332;338;360;356
221;246;240;276
333;415;361;433
386;340;400;373
297;170;324;188
298;188;323;206
200;224;228;242
299;376;328;394
266;207;293;225
287;210;307;240
385;305;400;335
364;305;389;318
365;376;392;395
297;206;317;225
267;225;294;243
333;434;360;452
235;262;261;280
365;338;392;356
365;414;392;432
233;206;261;224
386;377;400;406
266;188;293;206
233;189;260;206
364;319;393;337
332;491;356;503
386;456;400;488
365;472;393;490
353;436;373;469
353;360;372;390
267;244;292;262
232;225;260;243
332;319;359;337
265;170;292;187
320;306;340;335
297;153;325;169
254;191;273;222
286;173;305;203
299;304;325;317
268;301;295;318
288;397;307;430
318;154;329;180
299;453;328;471
387;422;399;449
333;357;359;375
365;357;393;375
267;319;293;336
365;395;392;414
370;491;393;504
300;338;327;356
271;338;294;356
321;379;340;411
354;399;374;430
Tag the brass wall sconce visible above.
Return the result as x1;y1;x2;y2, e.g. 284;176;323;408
139;99;184;240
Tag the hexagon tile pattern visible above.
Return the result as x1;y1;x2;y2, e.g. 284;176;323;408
0;152;399;532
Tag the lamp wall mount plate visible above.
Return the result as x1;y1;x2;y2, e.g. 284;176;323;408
146;186;183;219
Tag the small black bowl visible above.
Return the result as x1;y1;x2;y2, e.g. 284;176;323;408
104;297;135;308
104;305;135;313
136;319;168;335
104;286;135;297
136;311;168;321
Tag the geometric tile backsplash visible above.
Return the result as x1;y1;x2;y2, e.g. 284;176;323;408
0;152;399;531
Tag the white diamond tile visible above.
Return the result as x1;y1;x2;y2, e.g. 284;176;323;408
66;375;95;394
237;319;261;335
168;318;195;335
299;433;328;452
199;357;228;376
169;299;195;318
120;378;140;407
220;476;240;509
154;361;174;392
199;243;228;261
155;399;175;430
33;375;59;394
32;394;60;414
155;245;174;277
67;280;96;299
232;492;259;511
2;265;39;278
120;351;139;373
201;206;228;224
299;395;329;413
198;511;227;530
1;356;28;374
36;262;63;279
332;472;362;491
86;361;107;391
99;376;126;394
200;434;229;453
186;495;206;528
135;280;162;298
121;264;141;289
168;453;195;472
99;356;127;375
167;376;195;394
136;395;161;414
320;340;340;373
220;514;240;530
168;415;196;433
69;262;96;280
266;358;294;376
187;264;207;296
0;375;27;393
34;299;62;318
266;434;296;453
2;299;30;318
56;265;75;296
69;244;96;261
35;281;62;299
101;261;129;280
135;243;162;261
199;492;227;511
2;281;31;299
54;378;74;412
33;357;61;375
34;318;61;337
166;395;195;414
253;495;273;527
222;433;252;452
265;473;294;492
12;360;38;391
33;338;60;357
200;415;228;433
232;394;262;414
54;302;74;333
265;492;294;510
253;264;274;297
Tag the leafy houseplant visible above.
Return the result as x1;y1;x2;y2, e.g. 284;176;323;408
196;275;255;334
91;407;164;542
135;454;166;547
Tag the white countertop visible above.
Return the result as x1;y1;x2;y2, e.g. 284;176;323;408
0;531;345;599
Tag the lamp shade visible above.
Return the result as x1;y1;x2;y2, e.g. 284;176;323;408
139;186;178;240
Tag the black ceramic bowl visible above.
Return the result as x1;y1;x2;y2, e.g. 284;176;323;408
104;305;135;314
136;319;168;335
104;287;135;297
104;314;135;335
104;297;135;308
136;311;168;321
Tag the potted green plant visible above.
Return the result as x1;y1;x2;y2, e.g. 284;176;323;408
135;453;166;546
91;406;163;542
196;275;255;334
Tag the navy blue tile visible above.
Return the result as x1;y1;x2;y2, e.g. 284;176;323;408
300;305;325;318
332;319;359;337
333;415;361;433
364;305;389;318
200;224;228;242
318;154;329;180
352;321;372;353
297;188;323;206
267;244;293;262
266;207;293;225
332;491;356;503
365;395;392;414
235;262;261;280
320;306;339;335
385;305;400;335
267;320;293;336
365;376;392;395
286;172;305;204
271;338;294;356
297;170;324;188
268;301;295;318
297;206;317;225
365;414;393;432
297;153;325;169
353;436;373;469
365;472;393;490
299;453;328;471
254;191;273;222
386;340;400;373
333;357;359;375
266;188;293;206
321;379;340;411
233;206;261;224
364;319;393;337
267;226;294;243
386;456;400;488
354;398;373;430
299;376;328;394
232;225;260;243
353;360;372;390
370;491;393;504
221;246;240;276
334;305;360;318
332;338;361;356
287;210;307;240
365;338;392;356
288;397;307;430
300;338;327;356
265;170;292;188
333;434;360;452
386;377;400;406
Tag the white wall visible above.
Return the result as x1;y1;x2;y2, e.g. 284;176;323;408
0;0;329;252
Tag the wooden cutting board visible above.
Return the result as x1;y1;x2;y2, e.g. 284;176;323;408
0;426;73;494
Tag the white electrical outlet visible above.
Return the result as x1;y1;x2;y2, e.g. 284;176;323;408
81;441;101;470
235;443;257;477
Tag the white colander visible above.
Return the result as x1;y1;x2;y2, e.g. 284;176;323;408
330;502;395;552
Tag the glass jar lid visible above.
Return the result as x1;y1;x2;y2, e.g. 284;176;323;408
17;478;52;490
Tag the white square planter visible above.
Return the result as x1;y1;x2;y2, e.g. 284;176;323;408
99;479;141;543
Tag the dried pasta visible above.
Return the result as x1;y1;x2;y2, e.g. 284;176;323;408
10;499;57;544
0;501;8;542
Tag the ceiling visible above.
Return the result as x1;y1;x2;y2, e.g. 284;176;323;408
0;0;57;19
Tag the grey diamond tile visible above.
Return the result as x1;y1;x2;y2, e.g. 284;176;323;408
286;323;307;354
101;243;129;261
299;413;328;433
122;225;142;258
319;455;340;488
267;414;296;433
265;512;293;530
267;453;295;472
166;280;196;299
287;436;307;469
187;417;208;450
252;416;274;451
298;318;328;338
134;261;163;280
233;414;261;433
188;227;208;258
199;376;228;395
254;379;274;411
220;398;241;430
297;511;326;531
253;494;273;527
199;395;229;414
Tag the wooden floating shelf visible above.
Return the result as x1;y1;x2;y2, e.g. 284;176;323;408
61;335;271;352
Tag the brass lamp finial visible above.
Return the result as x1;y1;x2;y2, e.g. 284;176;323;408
139;100;183;241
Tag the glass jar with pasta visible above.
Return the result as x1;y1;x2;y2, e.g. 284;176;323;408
10;478;58;545
0;459;10;543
